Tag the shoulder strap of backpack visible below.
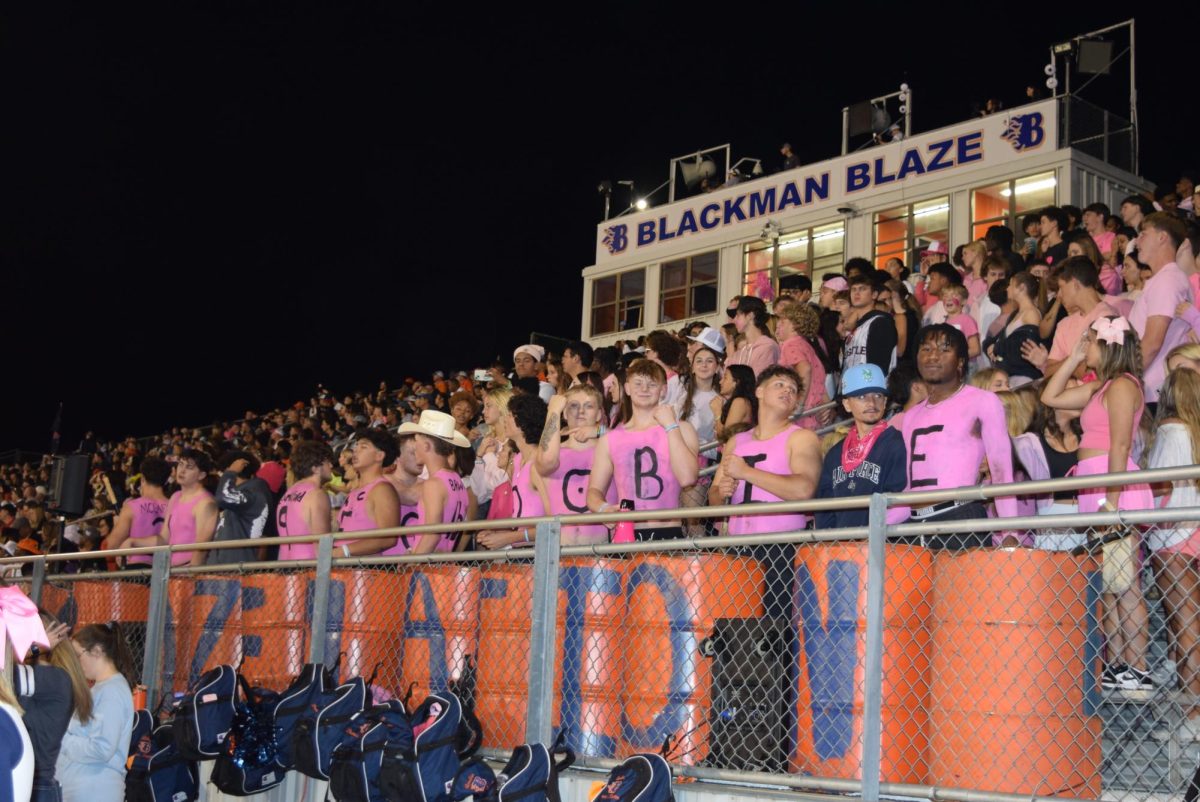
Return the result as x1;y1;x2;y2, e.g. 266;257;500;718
550;730;575;773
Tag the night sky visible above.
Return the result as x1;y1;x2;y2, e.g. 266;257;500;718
2;6;1192;452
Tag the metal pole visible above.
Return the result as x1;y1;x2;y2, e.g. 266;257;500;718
861;493;887;801
1129;18;1138;174
841;107;849;156
904;88;912;138
142;549;172;711
525;518;561;743
309;535;333;663
30;557;46;604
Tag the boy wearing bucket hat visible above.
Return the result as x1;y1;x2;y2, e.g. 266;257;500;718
396;410;471;554
815;364;909;528
337;428;402;556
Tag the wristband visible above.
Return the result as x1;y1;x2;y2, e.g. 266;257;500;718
663;423;680;434
523;528;531;542
342;544;351;558
597;424;607;436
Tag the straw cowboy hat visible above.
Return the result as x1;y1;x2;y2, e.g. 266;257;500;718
397;410;471;449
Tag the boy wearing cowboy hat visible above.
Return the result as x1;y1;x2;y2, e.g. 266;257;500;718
396;410;471;554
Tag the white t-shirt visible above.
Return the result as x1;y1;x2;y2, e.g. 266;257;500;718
1146;423;1200;552
1;701;33;802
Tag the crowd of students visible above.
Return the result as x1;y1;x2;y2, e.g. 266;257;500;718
4;189;1200;765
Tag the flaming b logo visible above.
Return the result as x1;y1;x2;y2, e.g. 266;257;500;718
1000;112;1045;152
602;224;628;255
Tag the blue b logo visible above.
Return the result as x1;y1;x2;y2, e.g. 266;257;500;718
1001;112;1045;151
603;224;628;254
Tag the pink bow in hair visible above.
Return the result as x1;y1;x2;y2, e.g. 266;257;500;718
1091;316;1131;346
0;585;49;669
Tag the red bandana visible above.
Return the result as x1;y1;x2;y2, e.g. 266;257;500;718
841;422;887;475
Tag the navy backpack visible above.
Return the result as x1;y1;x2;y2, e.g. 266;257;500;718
274;660;339;770
126;719;201;802
592;754;674;802
328;699;412;802
484;733;575;802
379;691;474;802
173;664;237;761
211;675;285;796
293;675;370;780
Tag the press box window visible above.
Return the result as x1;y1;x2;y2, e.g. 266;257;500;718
971;171;1057;241
873;196;949;270
591;268;645;336
743;222;844;297
660;251;718;323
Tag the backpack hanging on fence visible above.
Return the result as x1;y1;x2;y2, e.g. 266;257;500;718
379;691;477;802
274;659;340;770
126;719;201;802
480;731;574;802
328;699;412;802
128;708;153;765
173;664;237;761
591;753;674;802
211;675;285;796
293;674;370;780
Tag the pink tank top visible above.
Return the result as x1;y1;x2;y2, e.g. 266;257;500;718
545;445;615;545
278;480;318;561
1080;374;1143;452
380;496;422;557
511;453;545;520
338;478;391;534
126;497;167;566
165;489;212;566
727;426;810;535
604;426;683;514
413;470;468;553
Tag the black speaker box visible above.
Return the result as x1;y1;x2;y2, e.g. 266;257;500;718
50;454;90;516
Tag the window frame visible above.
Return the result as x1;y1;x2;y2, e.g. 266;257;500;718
590;267;646;336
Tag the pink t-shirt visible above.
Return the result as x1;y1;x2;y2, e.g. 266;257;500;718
1129;262;1193;401
603;426;683;514
727;337;781;378
278;480;318;560
726;426;809;535
1093;230;1116;262
900;385;1017;518
945;312;978;338
1048;300;1116;362
778;335;826;429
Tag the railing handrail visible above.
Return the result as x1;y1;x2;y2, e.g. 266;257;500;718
4;464;1199;568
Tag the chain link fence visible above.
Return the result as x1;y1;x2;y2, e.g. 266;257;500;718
9;474;1200;801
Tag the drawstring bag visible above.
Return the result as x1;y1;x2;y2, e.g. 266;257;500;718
211;675;285;795
173;664;237;761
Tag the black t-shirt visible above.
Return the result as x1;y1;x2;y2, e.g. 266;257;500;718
1043;240;1069;267
14;662;75;780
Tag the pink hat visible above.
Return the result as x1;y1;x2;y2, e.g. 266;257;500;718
822;276;849;292
922;240;949;256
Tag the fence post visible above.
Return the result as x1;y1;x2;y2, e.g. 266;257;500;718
30;557;46;604
309;535;334;664
861;493;888;801
142;549;172;711
525;518;562;744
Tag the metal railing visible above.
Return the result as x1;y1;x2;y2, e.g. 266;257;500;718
7;465;1200;801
